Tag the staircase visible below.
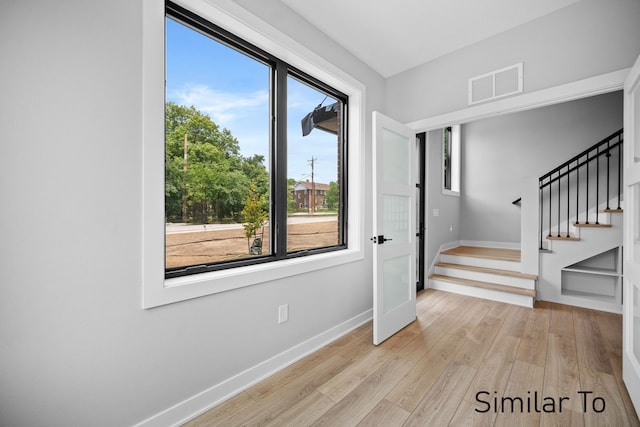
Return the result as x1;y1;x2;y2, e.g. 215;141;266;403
535;128;624;313
429;128;624;311
429;246;537;308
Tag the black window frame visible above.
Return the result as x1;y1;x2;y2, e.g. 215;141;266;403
443;126;453;191
165;1;348;279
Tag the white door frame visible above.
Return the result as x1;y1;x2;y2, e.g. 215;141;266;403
623;54;640;414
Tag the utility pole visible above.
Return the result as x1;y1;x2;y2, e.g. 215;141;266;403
308;156;317;213
182;133;188;223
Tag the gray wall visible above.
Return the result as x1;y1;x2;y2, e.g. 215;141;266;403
1;0;636;425
459;91;623;243
386;0;640;122
0;1;384;426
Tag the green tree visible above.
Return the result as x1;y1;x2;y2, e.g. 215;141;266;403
243;154;270;213
326;181;338;210
165;102;269;223
287;178;297;213
242;183;268;254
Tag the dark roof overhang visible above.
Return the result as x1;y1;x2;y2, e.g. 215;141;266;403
301;102;339;136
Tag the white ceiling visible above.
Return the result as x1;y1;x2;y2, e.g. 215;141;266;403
280;0;581;78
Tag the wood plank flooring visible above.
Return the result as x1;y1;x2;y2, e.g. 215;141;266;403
183;290;639;426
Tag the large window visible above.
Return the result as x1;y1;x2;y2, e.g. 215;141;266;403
164;2;346;279
143;0;363;308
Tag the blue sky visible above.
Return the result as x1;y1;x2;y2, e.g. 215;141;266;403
165;17;339;185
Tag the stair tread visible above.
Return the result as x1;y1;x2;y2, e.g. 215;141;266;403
440;246;521;262
547;234;581;241
435;262;538;280
603;208;623;213
429;274;536;297
573;222;612;228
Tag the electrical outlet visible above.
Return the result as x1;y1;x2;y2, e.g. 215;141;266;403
278;304;289;324
433;209;439;217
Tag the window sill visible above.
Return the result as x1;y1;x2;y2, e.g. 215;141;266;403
442;189;460;197
144;248;363;308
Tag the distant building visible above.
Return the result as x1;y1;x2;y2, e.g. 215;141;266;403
292;180;330;212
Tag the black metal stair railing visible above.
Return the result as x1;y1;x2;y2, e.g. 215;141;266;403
539;129;623;249
513;128;623;250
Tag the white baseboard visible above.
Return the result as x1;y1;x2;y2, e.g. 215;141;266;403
441;240;462;251
545;294;622;314
426;240;461;280
134;309;373;427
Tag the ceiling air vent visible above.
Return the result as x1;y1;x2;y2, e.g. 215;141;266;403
468;62;523;105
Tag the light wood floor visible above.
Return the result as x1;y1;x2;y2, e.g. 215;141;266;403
184;290;640;426
440;246;522;262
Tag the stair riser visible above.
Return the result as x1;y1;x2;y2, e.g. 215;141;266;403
440;254;521;272
429;279;534;308
434;266;535;290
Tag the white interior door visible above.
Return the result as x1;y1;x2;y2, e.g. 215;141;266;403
623;53;640;414
372;112;416;345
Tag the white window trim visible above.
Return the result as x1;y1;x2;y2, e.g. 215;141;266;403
142;0;366;308
441;189;460;197
442;124;460;196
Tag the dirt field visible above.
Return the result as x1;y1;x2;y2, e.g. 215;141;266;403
166;221;338;268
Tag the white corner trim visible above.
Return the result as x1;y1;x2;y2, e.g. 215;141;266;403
133;308;373;427
408;68;629;132
625;53;640;94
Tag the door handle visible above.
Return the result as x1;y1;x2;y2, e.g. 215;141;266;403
370;235;392;244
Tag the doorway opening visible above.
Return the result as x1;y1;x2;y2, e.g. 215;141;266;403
416;132;426;291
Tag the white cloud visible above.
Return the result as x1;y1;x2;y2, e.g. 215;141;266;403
168;83;339;183
168;84;268;127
